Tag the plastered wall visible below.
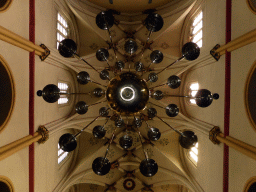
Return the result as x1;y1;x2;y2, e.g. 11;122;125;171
183;0;256;192
0;0;78;191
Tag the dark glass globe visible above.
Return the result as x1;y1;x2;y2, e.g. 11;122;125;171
179;131;198;149
96;48;109;61
58;39;77;58
119;135;133;149
166;104;179;117
92;157;111;176
182;42;200;61
148;127;161;141
93;126;106;139
75;101;88;115
145;13;164;32
139;158;158;177
38;84;60;103
77;71;90;85
96;11;114;30
59;133;77;152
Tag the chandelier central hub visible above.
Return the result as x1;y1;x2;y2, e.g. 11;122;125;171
120;86;135;101
106;72;149;114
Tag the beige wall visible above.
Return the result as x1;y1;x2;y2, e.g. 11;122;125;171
229;0;256;191
183;0;256;192
0;0;77;191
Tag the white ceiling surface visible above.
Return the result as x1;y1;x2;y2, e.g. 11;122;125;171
57;0;202;192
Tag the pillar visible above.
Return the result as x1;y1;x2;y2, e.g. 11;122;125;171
209;126;256;161
0;126;49;161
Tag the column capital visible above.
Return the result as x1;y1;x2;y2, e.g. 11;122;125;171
209;126;221;144
37;125;49;144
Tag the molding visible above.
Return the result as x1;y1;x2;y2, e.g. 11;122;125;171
244;60;256;133
246;0;256;15
0;175;15;192
0;0;13;12
244;176;256;191
0;55;15;134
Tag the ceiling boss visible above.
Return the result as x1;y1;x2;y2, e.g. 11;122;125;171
37;8;219;178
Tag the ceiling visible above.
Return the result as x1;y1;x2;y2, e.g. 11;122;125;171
85;0;174;13
63;0;200;191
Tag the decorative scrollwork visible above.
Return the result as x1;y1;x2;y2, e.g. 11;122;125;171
37;125;49;144
209;126;221;144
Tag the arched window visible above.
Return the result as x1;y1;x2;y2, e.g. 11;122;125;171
189;82;199;105
186;142;198;166
190;11;203;48
58;143;68;164
58;82;70;105
57;12;69;49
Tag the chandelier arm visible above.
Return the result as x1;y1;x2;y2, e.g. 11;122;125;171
146;30;153;44
149;83;167;89
103;115;113;128
148;101;165;109
104;16;118;61
73;53;101;75
73;116;100;138
106;59;111;68
163;95;193;98
59;92;91;95
89;80;107;88
136;128;149;160
137;31;153;62
145;121;151;129
155;116;184;136
156;56;185;75
147;62;153;68
88;100;107;107
104;126;118;160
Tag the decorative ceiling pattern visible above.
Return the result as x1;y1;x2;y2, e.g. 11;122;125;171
47;0;210;192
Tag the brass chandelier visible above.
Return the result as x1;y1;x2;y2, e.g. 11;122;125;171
37;10;219;177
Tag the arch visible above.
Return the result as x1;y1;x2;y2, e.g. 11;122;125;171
244;176;256;192
119;161;196;192
0;0;13;12
246;0;256;14
244;60;256;133
0;55;15;134
0;176;15;192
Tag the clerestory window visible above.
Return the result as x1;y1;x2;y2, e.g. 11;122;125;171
57;13;69;49
190;11;203;48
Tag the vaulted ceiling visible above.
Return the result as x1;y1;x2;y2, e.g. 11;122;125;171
59;0;201;192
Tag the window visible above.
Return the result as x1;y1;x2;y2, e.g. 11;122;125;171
57;13;68;49
58;143;68;164
189;82;199;104
58;82;69;105
189;142;198;165
190;11;203;48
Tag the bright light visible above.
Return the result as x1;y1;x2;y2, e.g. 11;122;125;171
190;151;198;162
191;146;198;155
193;12;203;26
190;83;199;90
191;90;198;97
120;87;135;101
190;99;196;104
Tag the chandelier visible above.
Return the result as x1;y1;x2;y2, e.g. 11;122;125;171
37;10;219;178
